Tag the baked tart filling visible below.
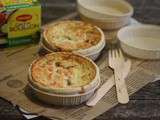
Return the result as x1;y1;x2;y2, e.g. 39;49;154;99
30;52;96;90
44;21;101;51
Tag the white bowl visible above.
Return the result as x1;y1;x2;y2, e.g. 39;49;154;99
118;25;160;60
77;0;133;30
77;0;133;19
28;77;100;106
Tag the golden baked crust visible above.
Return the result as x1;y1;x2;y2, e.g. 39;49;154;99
44;20;101;51
30;52;96;91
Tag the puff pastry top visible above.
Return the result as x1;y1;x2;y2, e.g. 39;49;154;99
30;52;96;90
44;21;101;51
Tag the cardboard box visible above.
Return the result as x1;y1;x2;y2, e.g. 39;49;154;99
0;0;41;46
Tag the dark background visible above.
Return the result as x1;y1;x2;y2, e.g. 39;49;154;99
40;0;160;25
0;0;160;120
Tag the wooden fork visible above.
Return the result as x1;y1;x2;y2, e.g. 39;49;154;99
108;48;129;104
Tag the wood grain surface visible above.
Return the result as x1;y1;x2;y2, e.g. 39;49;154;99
0;0;160;120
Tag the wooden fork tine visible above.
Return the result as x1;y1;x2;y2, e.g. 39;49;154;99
108;50;112;64
115;49;119;58
118;49;123;56
118;49;124;59
110;49;113;58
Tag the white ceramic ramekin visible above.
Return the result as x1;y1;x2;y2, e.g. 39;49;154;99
77;0;134;30
118;25;160;59
77;0;133;19
28;77;100;106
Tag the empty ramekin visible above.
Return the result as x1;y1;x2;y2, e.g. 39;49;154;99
77;0;134;30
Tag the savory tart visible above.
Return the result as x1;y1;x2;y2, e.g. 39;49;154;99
29;52;99;94
43;20;102;51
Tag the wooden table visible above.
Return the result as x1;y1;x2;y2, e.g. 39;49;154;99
0;0;160;120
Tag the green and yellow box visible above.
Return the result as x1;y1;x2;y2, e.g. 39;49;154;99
0;0;41;46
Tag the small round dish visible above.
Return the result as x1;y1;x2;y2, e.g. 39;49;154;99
28;52;100;95
77;0;133;30
77;0;133;19
28;77;100;106
118;25;160;59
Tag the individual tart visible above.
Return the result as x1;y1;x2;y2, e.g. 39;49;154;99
29;52;99;94
43;20;105;55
